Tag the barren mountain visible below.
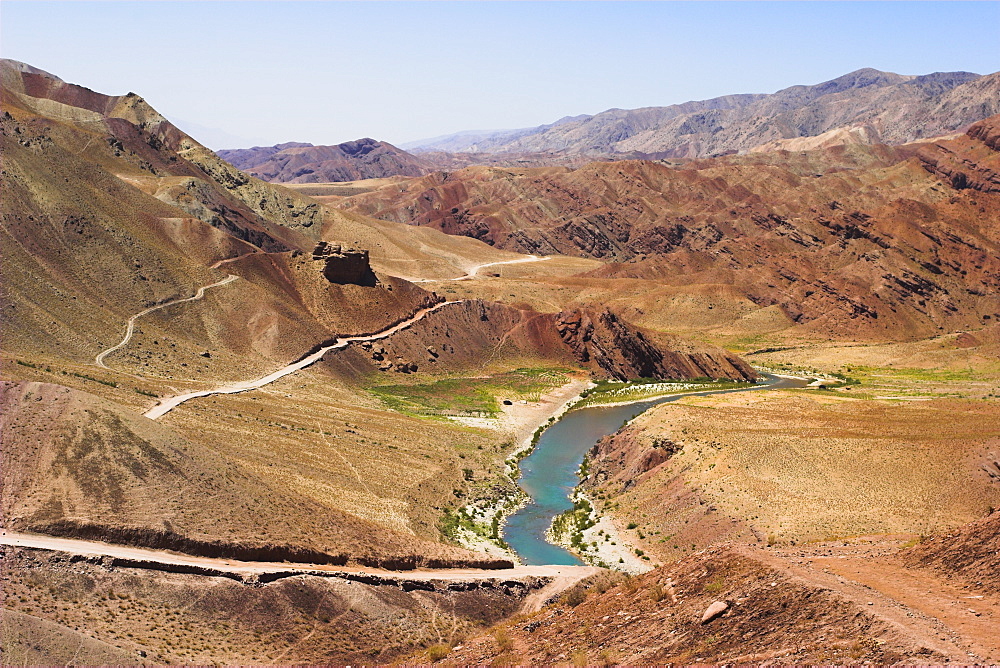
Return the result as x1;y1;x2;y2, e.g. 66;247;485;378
218;138;435;183
409;68;998;158
336;118;1000;339
1;58;756;569
5;56;999;666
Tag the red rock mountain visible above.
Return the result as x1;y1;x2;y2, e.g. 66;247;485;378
335;117;1000;339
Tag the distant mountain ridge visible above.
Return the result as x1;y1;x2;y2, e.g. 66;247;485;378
218;138;433;183
405;68;997;158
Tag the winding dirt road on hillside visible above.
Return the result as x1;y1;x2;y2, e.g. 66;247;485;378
743;543;1000;663
95;275;239;369
143;300;461;419
407;255;550;283
0;532;599;589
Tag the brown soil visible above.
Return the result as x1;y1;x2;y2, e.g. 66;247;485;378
433;540;1000;665
902;510;1000;594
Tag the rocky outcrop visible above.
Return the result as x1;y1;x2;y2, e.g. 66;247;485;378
919;114;1000;193
370;300;758;382
584;425;682;493
312;241;377;286
554;309;758;382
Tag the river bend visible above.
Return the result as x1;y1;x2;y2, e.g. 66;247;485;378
503;374;808;565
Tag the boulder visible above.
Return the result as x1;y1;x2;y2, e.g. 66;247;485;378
701;600;728;624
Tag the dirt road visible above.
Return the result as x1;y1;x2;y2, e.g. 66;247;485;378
744;542;1000;663
143;299;461;419
0;531;600;585
95;275;239;369
407;255;550;283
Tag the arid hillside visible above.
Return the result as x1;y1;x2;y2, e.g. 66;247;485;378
407;68;999;158
582;389;1000;561
0;545;537;665
425;535;999;665
5;55;999;666
1;57;759;571
0;381;500;568
335;117;1000;340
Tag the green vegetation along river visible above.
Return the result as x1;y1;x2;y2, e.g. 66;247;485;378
502;374;809;565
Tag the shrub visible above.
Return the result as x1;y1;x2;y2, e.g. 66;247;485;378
493;627;513;652
563;587;587;607
427;644;450;662
648;583;666;602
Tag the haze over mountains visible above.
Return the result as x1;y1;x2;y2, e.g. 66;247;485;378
222;68;1000;186
405;68;999;158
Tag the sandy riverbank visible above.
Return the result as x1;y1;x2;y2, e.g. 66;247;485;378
549;489;653;575
448;376;594;561
447;376;594;451
504;376;596;452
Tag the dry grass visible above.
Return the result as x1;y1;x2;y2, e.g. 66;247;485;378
603;389;1000;556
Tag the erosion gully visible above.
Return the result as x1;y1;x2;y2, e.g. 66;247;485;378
503;374;809;566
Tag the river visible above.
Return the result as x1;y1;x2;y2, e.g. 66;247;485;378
502;374;809;565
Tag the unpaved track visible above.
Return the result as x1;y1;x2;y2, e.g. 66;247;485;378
95;275;239;369
143;300;461;419
407;255;550;283
743;544;1000;663
0;532;600;584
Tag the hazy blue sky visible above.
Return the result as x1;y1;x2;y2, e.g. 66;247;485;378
3;1;998;149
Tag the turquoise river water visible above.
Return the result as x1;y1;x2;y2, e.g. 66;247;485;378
502;374;808;565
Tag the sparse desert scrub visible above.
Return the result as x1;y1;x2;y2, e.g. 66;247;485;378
583;388;1000;562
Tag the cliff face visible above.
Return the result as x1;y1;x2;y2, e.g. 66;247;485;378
360;300;758;382
553;309;758;381
312;242;377;286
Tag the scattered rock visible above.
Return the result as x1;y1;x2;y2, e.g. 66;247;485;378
701;600;728;624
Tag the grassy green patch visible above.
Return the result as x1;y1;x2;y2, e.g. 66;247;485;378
71;371;118;388
573;377;753;408
370;367;570;418
439;505;511;549
854;365;982;383
551;496;596;552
